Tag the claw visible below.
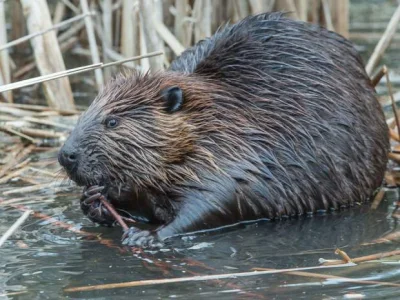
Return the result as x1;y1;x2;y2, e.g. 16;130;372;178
83;192;102;205
122;228;163;248
84;185;104;197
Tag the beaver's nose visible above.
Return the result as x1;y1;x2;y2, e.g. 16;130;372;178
58;146;78;171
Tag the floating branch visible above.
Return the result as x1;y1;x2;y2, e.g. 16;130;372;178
64;263;353;292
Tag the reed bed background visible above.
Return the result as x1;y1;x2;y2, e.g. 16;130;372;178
0;0;382;109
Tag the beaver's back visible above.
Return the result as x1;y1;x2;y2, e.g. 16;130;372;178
169;13;388;216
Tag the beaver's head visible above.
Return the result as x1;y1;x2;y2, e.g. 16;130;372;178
58;72;207;191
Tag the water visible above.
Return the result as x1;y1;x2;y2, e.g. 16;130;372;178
0;187;399;299
2;1;400;299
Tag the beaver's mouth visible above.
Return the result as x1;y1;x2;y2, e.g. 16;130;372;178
65;168;108;188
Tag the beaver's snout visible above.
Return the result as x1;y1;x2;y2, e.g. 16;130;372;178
58;143;79;173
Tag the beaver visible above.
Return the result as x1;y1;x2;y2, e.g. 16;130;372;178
59;12;389;247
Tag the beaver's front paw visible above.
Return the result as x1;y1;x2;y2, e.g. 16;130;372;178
80;185;114;226
122;228;163;248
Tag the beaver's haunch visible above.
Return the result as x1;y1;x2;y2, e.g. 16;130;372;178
59;13;389;247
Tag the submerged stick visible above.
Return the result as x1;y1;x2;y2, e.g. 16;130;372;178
0;210;32;247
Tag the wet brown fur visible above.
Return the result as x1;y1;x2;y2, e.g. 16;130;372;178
60;13;389;240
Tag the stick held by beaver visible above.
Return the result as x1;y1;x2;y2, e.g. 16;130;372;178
59;13;389;247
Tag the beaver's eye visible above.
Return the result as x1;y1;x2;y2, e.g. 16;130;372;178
105;117;118;128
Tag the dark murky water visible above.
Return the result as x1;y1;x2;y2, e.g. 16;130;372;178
1;1;400;299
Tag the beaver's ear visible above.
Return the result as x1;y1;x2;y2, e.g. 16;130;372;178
161;86;183;113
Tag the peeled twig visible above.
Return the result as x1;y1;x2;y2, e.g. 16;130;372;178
0;210;32;247
64;263;353;292
322;249;400;266
99;196;130;231
252;267;400;288
335;248;352;263
366;4;400;75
